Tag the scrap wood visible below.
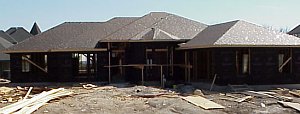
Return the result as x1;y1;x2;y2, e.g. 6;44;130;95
82;84;97;89
236;96;253;103
278;101;300;112
0;88;72;114
0;78;11;84
181;96;225;110
24;87;33;99
14;90;73;114
289;91;300;97
133;93;178;98
94;86;116;90
245;91;292;101
220;95;252;103
0;87;14;94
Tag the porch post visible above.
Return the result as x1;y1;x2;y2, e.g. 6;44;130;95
108;42;111;83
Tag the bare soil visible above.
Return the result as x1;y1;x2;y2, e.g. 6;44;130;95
1;84;299;114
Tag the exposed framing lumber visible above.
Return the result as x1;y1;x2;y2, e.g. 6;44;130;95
24;87;33;99
108;42;111;83
210;74;217;91
185;51;188;82
0;88;64;114
22;56;47;73
279;57;292;71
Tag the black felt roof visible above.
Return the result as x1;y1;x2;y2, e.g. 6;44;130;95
181;20;300;48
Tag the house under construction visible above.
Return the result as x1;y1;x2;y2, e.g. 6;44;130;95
5;12;300;85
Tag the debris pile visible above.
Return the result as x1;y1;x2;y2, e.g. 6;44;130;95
0;88;72;114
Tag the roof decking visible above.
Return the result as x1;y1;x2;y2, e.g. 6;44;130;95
180;20;300;49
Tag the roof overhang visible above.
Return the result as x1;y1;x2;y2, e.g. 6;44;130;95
3;48;108;54
178;45;300;50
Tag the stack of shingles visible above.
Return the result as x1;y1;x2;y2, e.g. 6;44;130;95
0;88;72;114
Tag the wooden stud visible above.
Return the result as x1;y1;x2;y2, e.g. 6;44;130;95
22;56;47;73
108;42;111;83
141;67;144;85
248;48;251;75
185;51;187;82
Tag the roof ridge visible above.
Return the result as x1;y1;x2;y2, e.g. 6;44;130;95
129;14;172;40
99;14;147;41
211;20;239;45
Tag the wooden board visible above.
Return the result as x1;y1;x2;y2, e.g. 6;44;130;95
181;96;225;109
278;101;300;112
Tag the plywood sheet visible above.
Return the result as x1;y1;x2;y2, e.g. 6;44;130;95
182;96;225;109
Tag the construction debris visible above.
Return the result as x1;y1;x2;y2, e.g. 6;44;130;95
236;96;253;103
82;84;98;89
0;78;11;84
278;101;300;112
0;88;73;114
181;96;225;109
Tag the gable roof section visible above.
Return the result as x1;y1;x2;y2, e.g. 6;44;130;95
0;30;17;44
180;20;300;49
101;12;207;42
6;27;33;42
288;25;300;35
30;22;42;35
0;36;13;60
6;17;140;52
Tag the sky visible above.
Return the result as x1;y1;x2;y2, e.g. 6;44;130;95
0;0;299;32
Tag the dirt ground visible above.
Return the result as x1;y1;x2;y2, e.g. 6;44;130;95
1;83;299;114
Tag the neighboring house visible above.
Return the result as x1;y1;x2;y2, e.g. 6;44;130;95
5;27;32;43
30;22;41;35
0;36;13;78
0;23;41;79
4;12;300;85
288;25;300;37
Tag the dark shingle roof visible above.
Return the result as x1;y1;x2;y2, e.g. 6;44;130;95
6;27;33;42
288;25;300;35
30;22;42;35
6;12;207;52
6;17;139;52
0;37;13;60
0;30;17;44
181;20;300;48
102;12;207;41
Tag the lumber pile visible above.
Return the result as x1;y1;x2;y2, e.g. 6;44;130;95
0;86;50;103
0;88;72;114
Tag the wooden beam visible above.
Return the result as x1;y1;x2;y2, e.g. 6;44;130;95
108;43;111;83
161;65;164;88
22;56;47;73
141;67;144;85
210;74;217;91
185;51;187;82
279;57;292;71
